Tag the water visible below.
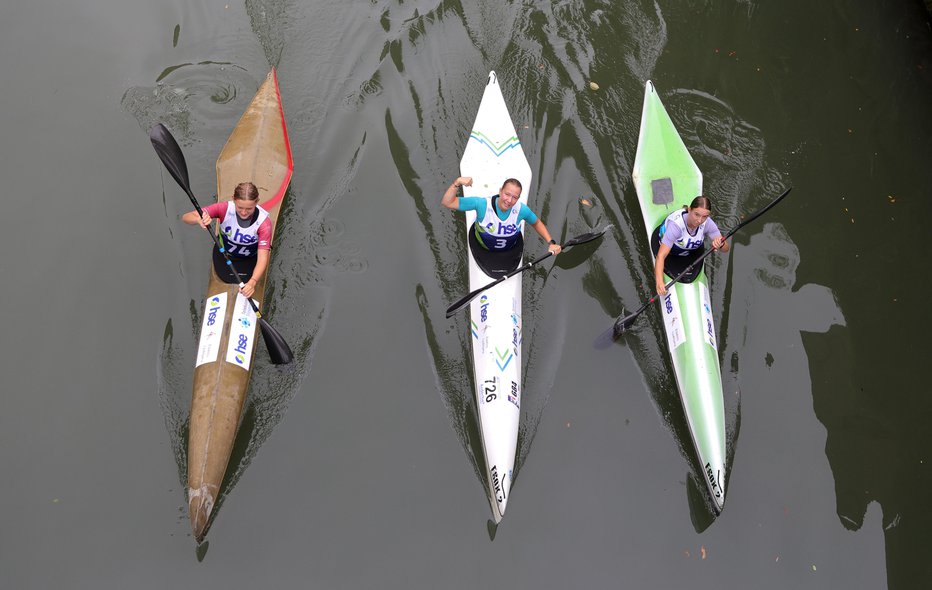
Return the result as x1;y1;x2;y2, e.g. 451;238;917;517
2;0;930;588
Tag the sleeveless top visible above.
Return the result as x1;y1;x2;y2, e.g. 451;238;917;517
659;209;709;256
219;204;270;258
472;196;523;251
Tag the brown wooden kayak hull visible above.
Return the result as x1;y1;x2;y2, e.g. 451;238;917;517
187;69;293;542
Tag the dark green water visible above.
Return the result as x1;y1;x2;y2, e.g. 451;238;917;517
2;1;930;588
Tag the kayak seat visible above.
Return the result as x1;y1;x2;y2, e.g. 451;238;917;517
651;225;703;283
468;227;523;279
212;245;259;284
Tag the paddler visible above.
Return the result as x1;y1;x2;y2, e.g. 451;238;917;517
653;195;730;296
441;176;562;257
181;181;271;298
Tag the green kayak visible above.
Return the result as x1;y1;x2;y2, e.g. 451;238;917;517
631;80;727;513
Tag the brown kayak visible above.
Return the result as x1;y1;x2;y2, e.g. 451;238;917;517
187;69;293;542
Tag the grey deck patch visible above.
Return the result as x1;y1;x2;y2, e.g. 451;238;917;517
651;178;673;205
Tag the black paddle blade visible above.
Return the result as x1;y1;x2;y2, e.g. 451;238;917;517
564;224;613;248
258;317;294;365
593;325;617;350
612;312;638;338
149;123;193;196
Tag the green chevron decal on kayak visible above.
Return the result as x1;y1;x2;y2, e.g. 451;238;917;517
470;131;520;157
495;346;513;371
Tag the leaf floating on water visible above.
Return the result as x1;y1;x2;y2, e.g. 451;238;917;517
888;195;896;203
701;545;707;560
589;81;600;91
812;565;817;572
566;422;571;428
580;198;592;207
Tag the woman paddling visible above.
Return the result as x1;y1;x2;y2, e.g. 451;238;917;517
181;181;271;298
441;176;561;275
653;195;730;296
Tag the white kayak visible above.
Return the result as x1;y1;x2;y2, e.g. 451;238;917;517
459;71;531;522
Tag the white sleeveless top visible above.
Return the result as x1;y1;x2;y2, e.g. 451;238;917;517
474;197;522;251
219;204;269;258
660;209;708;255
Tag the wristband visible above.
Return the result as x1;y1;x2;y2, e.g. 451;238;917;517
549;239;556;245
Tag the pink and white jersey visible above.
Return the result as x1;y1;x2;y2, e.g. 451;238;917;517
205;202;272;258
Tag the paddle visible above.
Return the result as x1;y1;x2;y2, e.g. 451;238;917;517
613;187;793;338
149;123;294;365
445;225;612;318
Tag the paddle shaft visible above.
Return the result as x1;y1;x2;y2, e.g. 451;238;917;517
445;252;552;318
615;187;792;332
180;182;265;317
446;225;611;317
150;123;293;364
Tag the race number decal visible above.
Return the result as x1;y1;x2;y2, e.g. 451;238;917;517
196;293;228;367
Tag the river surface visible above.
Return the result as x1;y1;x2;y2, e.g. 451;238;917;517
2;1;930;588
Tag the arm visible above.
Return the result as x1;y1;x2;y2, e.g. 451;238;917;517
654;243;672;296
710;234;730;253
181;209;213;229
529;219;562;255
440;176;473;209
239;249;270;298
707;218;729;252
182;202;223;229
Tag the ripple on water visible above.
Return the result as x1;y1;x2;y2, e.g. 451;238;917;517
121;63;256;145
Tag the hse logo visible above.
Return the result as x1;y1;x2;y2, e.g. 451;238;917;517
497;222;518;235
664;293;674;314
223;226;258;244
683;238;703;249
233;334;249;364
480;295;489;322
206;297;222;326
